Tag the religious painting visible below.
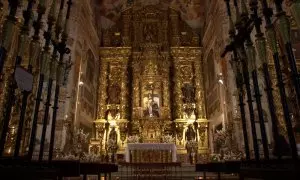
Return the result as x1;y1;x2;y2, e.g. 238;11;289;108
143;23;157;43
143;93;160;118
108;83;121;104
182;83;195;103
98;0;204;29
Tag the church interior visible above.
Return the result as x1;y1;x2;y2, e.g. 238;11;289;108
0;0;300;179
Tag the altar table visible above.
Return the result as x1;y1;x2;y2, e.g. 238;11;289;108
125;143;177;163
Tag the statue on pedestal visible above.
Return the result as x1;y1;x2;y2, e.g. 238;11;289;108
185;124;197;164
108;127;118;162
185;125;196;141
109;127;118;145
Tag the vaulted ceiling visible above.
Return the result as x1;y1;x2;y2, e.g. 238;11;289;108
96;0;205;31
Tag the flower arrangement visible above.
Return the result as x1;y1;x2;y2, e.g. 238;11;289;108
186;140;198;148
127;135;140;143
59;153;78;160
223;151;243;161
73;128;89;144
72;128;89;155
162;135;175;143
209;151;243;162
210;153;221;162
213;129;228;146
80;152;102;163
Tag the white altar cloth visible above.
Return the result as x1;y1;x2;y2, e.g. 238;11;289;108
125;143;177;162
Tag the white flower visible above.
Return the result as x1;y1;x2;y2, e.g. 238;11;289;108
223;151;243;161
60;153;78;160
210;153;221;162
162;135;175;143
81;152;101;162
127;135;140;143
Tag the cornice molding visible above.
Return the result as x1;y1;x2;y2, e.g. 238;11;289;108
170;47;202;57
99;47;132;60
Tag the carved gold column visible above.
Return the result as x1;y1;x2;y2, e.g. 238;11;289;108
120;61;128;119
162;60;171;118
163;79;170;117
96;59;108;120
171;48;185;152
194;50;207;119
192;48;208;154
90;119;107;154
132;59;140;118
173;58;183;119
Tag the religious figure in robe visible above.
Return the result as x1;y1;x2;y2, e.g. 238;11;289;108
144;23;157;43
109;127;118;145
185;124;196;141
108;84;121;104
144;93;160;117
182;83;195;103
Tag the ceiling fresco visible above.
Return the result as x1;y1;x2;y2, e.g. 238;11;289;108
98;0;205;30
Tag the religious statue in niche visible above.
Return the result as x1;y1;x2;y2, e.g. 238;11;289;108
185;124;196;141
108;127;118;157
109;127;118;144
108;83;121;104
182;83;196;118
107;105;120;120
143;23;157;43
182;83;195;103
143;92;160;118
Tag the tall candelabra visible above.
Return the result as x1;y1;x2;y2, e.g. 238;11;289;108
224;0;250;159
14;0;36;157
222;0;299;160
0;0;72;160
250;0;281;159
233;0;260;161
0;0;19;76
274;0;300;107
27;0;48;161
0;0;21;156
28;0;58;161
246;0;269;160
38;0;65;162
261;0;298;160
48;0;72;162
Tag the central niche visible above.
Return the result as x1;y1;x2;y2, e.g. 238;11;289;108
143;83;160;118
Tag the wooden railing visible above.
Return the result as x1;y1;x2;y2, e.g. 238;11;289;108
196;159;300;180
0;157;118;180
119;162;182;179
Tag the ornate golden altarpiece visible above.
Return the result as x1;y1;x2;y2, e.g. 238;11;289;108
90;5;208;160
